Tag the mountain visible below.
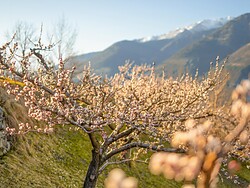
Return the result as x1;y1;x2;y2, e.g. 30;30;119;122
226;43;250;86
158;13;250;77
68;13;250;90
137;17;232;42
68;17;232;77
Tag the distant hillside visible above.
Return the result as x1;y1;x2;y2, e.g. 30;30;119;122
159;13;250;77
69;30;213;77
68;17;231;77
226;43;250;86
68;13;250;90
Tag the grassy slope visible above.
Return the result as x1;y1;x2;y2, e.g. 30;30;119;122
0;127;181;188
0;127;248;188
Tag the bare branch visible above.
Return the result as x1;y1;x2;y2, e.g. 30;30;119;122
102;142;185;162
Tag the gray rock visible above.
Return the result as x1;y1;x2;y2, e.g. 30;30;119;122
0;106;11;156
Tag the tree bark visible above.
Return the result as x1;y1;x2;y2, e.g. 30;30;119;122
83;149;100;188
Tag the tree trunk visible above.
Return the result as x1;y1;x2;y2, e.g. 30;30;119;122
83;149;100;188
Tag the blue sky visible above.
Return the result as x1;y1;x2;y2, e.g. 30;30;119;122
1;1;250;54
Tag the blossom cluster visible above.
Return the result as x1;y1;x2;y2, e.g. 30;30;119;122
149;79;250;187
104;168;138;188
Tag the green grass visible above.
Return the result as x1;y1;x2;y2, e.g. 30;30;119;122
237;162;250;183
0;126;249;188
0;128;89;188
0;126;182;188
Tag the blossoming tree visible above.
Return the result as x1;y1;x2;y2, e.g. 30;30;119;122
0;36;233;188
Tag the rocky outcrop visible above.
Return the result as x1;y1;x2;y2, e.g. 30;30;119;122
0;106;10;156
0;87;32;157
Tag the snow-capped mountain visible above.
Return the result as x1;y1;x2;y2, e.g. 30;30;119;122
137;16;233;43
70;13;250;90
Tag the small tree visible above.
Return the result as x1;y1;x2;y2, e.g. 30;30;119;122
5;21;37;58
0;36;229;188
48;16;77;61
5;19;77;68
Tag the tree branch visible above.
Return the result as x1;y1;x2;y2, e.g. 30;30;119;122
102;142;184;163
102;127;135;151
31;49;50;71
88;132;100;150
